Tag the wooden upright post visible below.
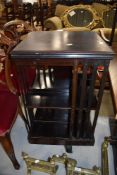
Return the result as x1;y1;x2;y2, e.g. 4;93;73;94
109;5;117;46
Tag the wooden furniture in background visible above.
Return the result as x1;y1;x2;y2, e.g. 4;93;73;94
10;31;114;153
3;19;35;41
4;2;16;21
44;2;117;36
2;1;49;30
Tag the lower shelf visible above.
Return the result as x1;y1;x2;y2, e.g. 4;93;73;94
30;122;69;138
28;119;94;145
28;134;94;145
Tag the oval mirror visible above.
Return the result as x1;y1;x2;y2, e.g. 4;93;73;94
61;5;101;29
67;8;93;27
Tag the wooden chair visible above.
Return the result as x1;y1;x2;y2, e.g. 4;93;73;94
3;19;35;42
0;31;20;169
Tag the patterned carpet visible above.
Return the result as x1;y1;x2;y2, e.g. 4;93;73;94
0;115;115;175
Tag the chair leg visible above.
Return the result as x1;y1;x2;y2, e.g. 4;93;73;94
0;133;20;169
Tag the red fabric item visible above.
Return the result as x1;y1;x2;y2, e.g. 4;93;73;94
0;51;35;136
97;65;104;72
0;53;18;135
0;90;18;135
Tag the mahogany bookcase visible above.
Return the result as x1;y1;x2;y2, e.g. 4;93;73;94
10;31;114;152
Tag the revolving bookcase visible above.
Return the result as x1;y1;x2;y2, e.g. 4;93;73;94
10;31;114;152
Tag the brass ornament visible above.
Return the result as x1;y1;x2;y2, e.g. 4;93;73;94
22;137;111;175
22;152;58;175
101;137;110;175
22;152;100;175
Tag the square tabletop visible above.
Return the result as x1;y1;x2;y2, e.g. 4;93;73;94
10;31;115;60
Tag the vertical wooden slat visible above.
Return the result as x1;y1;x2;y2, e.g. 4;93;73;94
43;67;48;88
17;65;31;129
84;63;98;137
87;63;97;109
92;60;110;133
48;67;54;85
76;62;88;138
70;61;78;138
37;67;42;88
27;108;35;127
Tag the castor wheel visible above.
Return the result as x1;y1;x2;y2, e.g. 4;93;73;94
65;145;72;153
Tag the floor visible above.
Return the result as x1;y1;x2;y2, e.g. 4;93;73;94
0;90;115;175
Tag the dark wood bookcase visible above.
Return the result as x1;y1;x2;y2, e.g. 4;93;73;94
10;31;114;152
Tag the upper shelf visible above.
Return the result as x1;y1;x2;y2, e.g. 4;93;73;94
10;31;115;60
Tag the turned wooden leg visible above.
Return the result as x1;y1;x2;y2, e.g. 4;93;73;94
0;133;20;169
